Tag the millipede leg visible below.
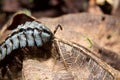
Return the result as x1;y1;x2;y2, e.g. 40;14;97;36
15;56;22;65
1;67;7;78
22;48;29;54
6;66;13;80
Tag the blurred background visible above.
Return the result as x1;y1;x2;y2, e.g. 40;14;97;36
0;0;120;27
0;1;120;79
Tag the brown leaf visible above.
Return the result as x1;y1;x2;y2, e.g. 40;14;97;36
22;39;120;80
0;12;120;79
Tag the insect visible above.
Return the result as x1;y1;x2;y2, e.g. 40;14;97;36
0;21;62;61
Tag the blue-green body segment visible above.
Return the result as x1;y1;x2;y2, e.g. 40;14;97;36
0;21;54;61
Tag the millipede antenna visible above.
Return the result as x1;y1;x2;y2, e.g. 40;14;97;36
53;24;63;34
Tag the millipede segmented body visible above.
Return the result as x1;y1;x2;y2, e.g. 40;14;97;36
0;21;54;61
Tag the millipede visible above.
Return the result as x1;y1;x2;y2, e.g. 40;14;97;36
0;21;62;62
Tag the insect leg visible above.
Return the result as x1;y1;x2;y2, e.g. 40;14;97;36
6;66;14;80
15;56;22;65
